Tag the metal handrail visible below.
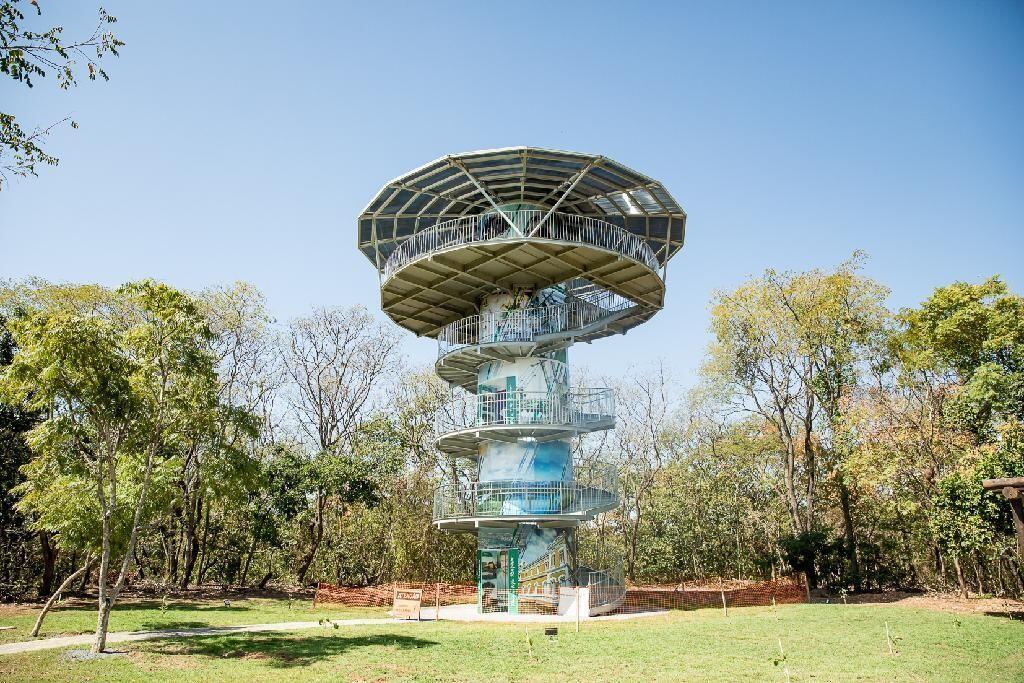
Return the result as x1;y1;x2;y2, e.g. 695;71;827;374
382;210;660;281
587;561;626;611
432;463;620;522
437;293;635;359
436;388;615;435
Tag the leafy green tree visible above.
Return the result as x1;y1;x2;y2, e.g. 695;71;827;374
872;276;1024;595
930;470;996;598
0;281;218;652
897;276;1024;438
0;315;41;598
706;255;888;587
1;1;122;188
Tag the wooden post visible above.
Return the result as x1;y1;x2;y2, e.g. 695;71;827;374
983;479;1024;559
1003;488;1024;559
575;586;581;633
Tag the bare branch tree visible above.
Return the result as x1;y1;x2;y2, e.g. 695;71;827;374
281;305;401;583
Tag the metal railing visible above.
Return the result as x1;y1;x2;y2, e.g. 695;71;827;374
382;210;659;281
432;462;620;522
437;292;635;359
436;388;615;436
586;561;626;613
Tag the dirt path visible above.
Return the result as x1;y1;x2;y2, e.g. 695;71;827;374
0;617;416;656
842;591;1024;616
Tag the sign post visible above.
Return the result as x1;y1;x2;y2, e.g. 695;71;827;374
392;588;423;620
507;548;519;615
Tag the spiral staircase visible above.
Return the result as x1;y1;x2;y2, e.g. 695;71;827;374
357;148;686;614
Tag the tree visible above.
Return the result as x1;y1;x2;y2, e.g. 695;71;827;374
172;283;274;589
606;361;680;581
706;255;889;587
281;306;401;584
0;280;218;652
847;276;1024;596
0;314;40;598
1;1;122;188
896;276;1024;438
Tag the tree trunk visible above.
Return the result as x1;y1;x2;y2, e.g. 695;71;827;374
179;496;202;589
258;571;273;590
159;523;178;584
240;536;258;588
197;506;214;585
953;555;968;599
837;479;861;591
972;558;985;595
32;554;93;637
296;492;325;585
78;563;92;592
38;531;58;598
95;597;113;652
93;467;114;654
781;443;803;535
93;434;161;653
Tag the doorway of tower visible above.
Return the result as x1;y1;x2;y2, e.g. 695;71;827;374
478;548;519;614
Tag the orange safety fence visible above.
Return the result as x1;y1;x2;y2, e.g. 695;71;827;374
313;574;808;615
613;575;807;614
313;581;476;608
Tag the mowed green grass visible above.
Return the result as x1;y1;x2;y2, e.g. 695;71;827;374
1;604;1022;682
0;597;388;644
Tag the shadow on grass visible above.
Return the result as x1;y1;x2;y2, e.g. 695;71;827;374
145;632;438;668
983;610;1024;620
136;620;213;631
37;600;253;615
126;601;251;613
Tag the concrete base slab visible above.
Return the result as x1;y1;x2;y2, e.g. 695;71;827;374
423;603;668;623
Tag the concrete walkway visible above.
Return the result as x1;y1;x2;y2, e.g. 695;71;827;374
0;617;416;656
423;604;667;623
0;607;670;656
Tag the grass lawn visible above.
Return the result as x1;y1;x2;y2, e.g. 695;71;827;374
0;596;388;644
1;604;1022;682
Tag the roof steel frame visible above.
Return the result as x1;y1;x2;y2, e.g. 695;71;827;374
359;147;686;270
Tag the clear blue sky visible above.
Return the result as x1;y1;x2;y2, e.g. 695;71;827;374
2;1;1022;386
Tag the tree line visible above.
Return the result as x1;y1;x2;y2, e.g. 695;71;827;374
1;255;1021;650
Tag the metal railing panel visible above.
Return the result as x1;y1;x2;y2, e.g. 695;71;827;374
435;388;615;435
383;210;660;281
432;462;620;522
437;294;636;359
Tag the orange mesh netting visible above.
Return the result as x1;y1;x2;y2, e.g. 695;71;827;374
313;581;476;608
313;575;807;615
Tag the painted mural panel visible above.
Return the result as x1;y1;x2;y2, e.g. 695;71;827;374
478;440;571;482
477;357;568;395
478;524;571;612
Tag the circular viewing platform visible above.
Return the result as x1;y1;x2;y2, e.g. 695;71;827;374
435;389;616;459
379;210;666;337
432;462;620;530
383;210;659;281
435;293;650;392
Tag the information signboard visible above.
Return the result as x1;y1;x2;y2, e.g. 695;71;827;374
392;588;422;620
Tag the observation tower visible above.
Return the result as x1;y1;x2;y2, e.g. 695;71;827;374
357;148;685;615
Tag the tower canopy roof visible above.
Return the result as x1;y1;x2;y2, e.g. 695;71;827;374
358;147;686;270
